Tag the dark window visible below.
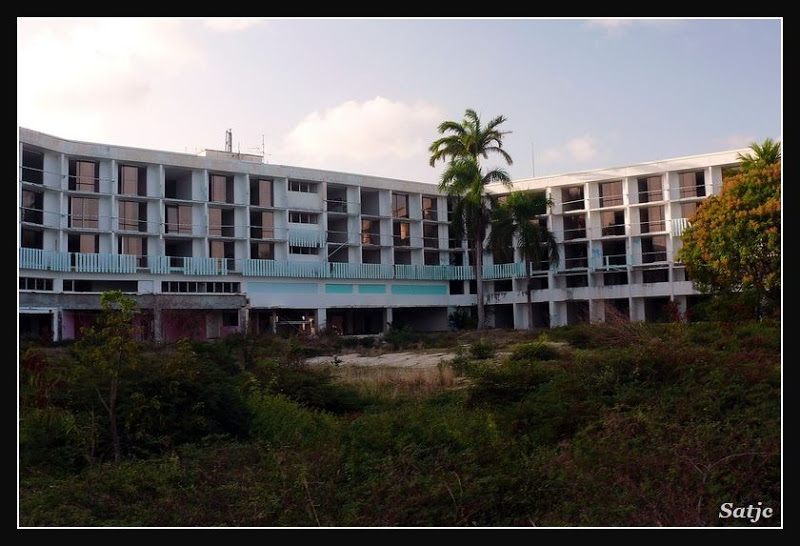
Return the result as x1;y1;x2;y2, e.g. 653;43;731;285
250;178;273;206
563;214;586;240
562;186;584;211
566;275;588;288
118;237;147;267
601;210;625;236
68;160;98;192
422;196;437;220
289;211;318;224
424;251;440;265
21;228;43;249
449;280;464;294
19;277;54;291
640;206;665;233
222;311;239;327
361;219;380;245
68;233;99;254
637;175;662;204
250;211;274;239
22;149;44;184
642;269;669;283
393;249;411;264
289;180;316;193
209;208;235;237
564;243;588;269
602;240;627;266
21;190;43;224
393;221;410;246
251;242;274;260
423;223;439;248
118;165;147;196
494;279;512;292
69;197;99;229
165;205;192;234
604;272;628;286
209;174;234;203
392;193;409;218
641;236;667;264
290;246;318;255
119;201;147;232
598;180;623;207
679;171;706;198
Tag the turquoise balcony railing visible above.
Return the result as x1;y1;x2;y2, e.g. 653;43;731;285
287;229;326;248
183;257;228;275
242;259;328;278
19;247;566;282
74;252;137;273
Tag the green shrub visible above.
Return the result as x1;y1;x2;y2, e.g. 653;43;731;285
247;392;334;446
510;341;560;361
469;339;496;360
448;307;478;330
383;324;420;350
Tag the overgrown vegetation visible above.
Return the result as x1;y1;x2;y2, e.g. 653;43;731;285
19;303;780;527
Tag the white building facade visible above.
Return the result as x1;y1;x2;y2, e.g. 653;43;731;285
18;128;744;341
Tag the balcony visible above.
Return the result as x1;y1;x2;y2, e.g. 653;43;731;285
671;217;691;237
287;228;326;248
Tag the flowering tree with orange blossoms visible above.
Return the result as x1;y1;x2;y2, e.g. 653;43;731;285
677;160;781;318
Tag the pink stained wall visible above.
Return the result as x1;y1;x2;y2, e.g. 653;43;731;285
162;310;208;342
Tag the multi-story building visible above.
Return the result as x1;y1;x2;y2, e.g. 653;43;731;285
18;127;744;341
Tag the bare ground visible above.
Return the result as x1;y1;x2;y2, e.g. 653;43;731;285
305;351;457;368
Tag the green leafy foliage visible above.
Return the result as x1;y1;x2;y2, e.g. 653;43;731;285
20;317;780;527
677;158;781;318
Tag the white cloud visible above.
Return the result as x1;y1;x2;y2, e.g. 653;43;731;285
587;19;635;30
715;134;756;150
202;18;265;32
586;18;680;34
18;18;200;138
279;97;444;167
541;135;599;164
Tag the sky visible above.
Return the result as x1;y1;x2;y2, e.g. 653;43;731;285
17;17;782;184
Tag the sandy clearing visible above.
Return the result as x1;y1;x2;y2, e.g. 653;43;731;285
305;351;456;368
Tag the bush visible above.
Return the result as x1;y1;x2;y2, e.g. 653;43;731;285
469;340;496;360
247;392;334;446
383;324;420;350
449;307;478;330
510;341;560;361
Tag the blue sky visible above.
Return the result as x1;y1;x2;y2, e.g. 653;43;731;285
17;18;782;184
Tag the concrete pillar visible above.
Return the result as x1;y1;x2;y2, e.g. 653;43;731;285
383;307;393;332
316;308;327;334
271;310;278;334
153;307;163;342
51;310;60;342
239;306;249;335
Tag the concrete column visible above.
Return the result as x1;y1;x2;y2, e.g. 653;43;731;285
153;307;163;342
239;306;249;335
52;310;60;342
383;307;393;332
271;310;278;334
316;308;327;334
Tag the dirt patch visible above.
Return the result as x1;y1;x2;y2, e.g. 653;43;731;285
305;351;456;368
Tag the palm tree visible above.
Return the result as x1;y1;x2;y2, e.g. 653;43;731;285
737;138;781;170
439;157;511;329
429;109;513;167
489;191;559;330
430;109;513;329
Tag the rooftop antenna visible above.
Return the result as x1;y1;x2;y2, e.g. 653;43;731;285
225;129;232;153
